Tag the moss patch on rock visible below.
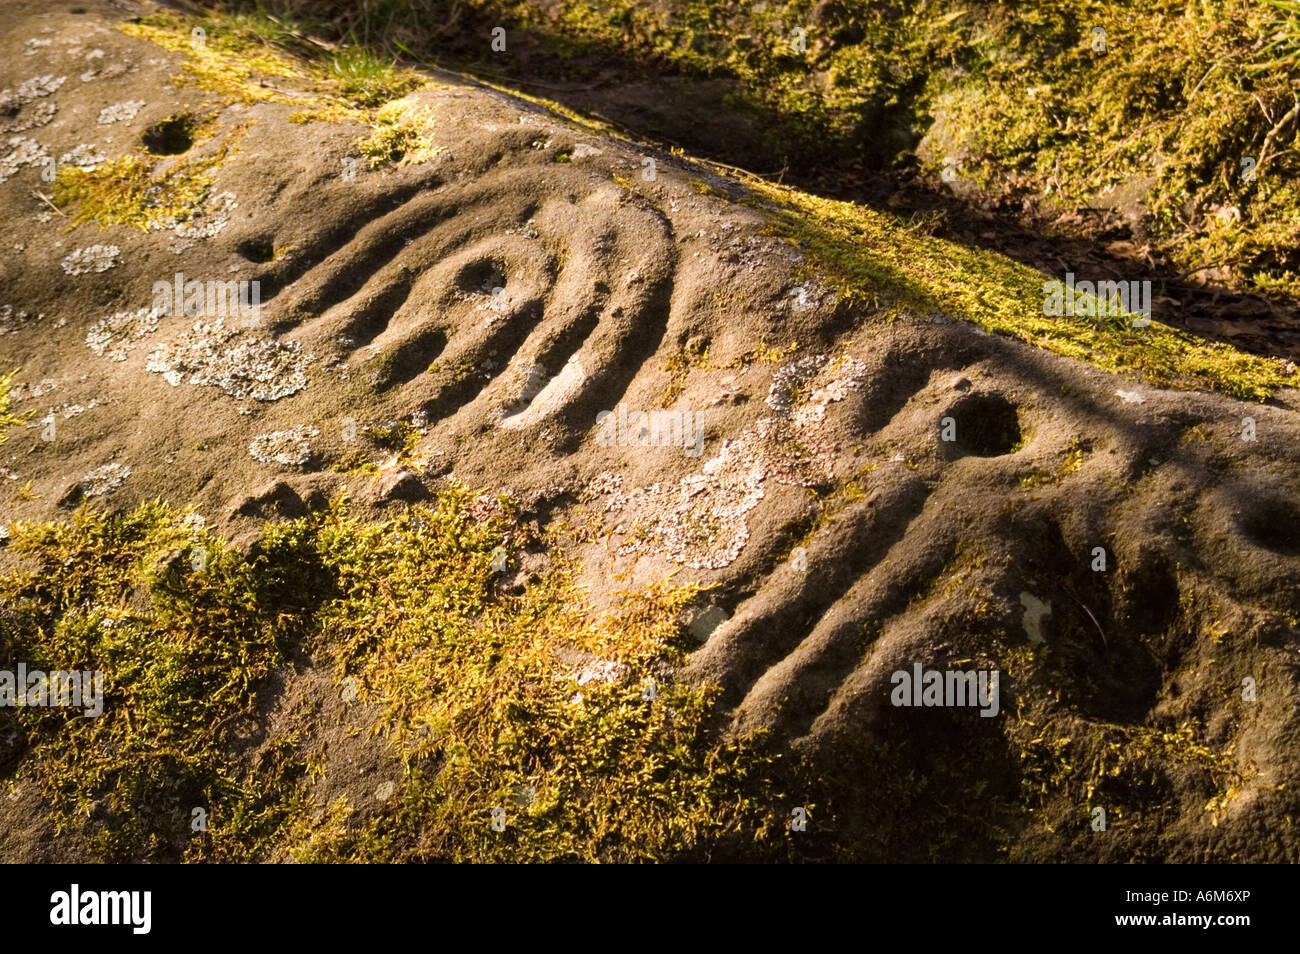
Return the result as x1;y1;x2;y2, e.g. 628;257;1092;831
0;490;790;862
747;178;1300;401
53;153;219;231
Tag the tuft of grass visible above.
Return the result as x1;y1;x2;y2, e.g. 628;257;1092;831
327;45;423;106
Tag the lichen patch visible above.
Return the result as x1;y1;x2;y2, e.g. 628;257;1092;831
146;319;310;401
60;244;121;275
248;425;319;467
85;307;162;361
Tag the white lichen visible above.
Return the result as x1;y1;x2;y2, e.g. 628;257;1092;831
58;143;106;170
97;99;145;124
16;75;65;98
0;304;43;336
146;319;310;401
248;425;319;467
79;462;129;497
11;377;57;403
594;355;867;569
85;307;162;360
61;244;121;275
0;136;50;182
170;192;238;252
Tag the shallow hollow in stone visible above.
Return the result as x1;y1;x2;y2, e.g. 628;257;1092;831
142;114;198;155
942;392;1022;458
1238;494;1300;556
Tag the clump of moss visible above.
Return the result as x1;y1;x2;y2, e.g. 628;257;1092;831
287;104;367;125
0;502;323;860
328;450;379;474
1010;709;1243;842
0;370;31;443
366;419;421;455
325;419;420;473
1019;438;1089;488
998;629;1250;857
358;99;446;166
730;341;800;368
121;13;309;105
295;492;789;862
915;0;1300;302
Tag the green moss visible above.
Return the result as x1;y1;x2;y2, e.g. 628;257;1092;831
297;494;788;861
329;451;380;475
358;100;446;167
1010;711;1242;837
51;122;247;232
288;104;367;125
729;341;800;368
657;335;711;406
0;370;31;443
53;157;208;231
0;491;792;862
0;502;319;860
745;178;1300;401
917;0;1300;302
1021;437;1089;488
487;83;620;138
121;14;309;105
366;420;421;455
